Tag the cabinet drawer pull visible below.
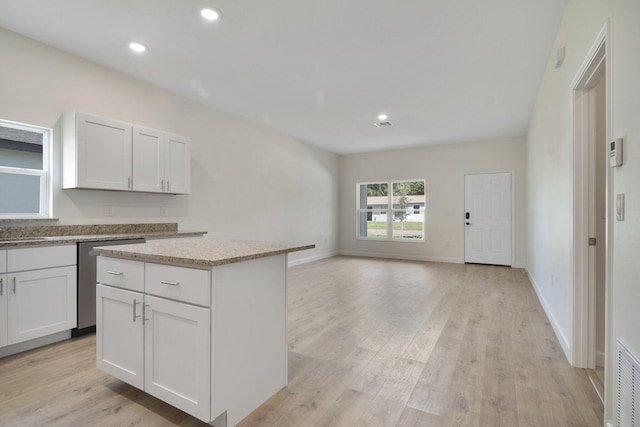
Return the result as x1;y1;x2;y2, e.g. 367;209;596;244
107;271;123;276
0;278;3;296
12;277;16;294
167;180;170;191
133;299;141;322
160;280;180;286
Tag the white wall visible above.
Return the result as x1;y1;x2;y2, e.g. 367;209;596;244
0;28;339;264
339;137;527;266
527;0;640;423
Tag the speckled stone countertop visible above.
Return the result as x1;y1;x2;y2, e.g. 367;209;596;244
94;237;315;267
0;223;206;248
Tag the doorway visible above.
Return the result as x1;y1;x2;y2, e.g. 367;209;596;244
571;23;610;406
464;172;512;266
588;72;607;399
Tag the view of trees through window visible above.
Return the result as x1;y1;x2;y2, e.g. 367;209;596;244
357;180;425;241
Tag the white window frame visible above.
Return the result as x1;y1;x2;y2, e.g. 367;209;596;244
356;179;425;242
0;119;52;219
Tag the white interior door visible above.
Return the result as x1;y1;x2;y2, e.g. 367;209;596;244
464;172;512;266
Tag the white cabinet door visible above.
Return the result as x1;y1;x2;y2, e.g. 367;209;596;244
144;295;210;421
75;113;132;191
132;126;164;193
96;284;144;389
0;250;6;273
7;266;77;344
165;133;190;194
132;127;190;194
0;275;7;347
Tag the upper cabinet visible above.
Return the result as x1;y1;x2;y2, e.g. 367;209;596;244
62;112;190;194
165;133;190;194
62;112;132;191
132;126;190;194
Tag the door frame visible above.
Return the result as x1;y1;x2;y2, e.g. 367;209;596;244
570;21;612;399
463;169;515;267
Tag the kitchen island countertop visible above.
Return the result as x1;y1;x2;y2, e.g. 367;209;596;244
93;237;315;267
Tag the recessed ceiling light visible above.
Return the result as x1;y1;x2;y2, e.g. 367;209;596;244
377;114;388;121
129;42;147;53
200;8;220;21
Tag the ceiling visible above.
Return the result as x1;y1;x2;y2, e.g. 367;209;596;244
0;0;567;154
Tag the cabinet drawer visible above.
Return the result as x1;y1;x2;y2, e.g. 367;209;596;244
97;257;144;292
8;245;76;272
145;263;210;306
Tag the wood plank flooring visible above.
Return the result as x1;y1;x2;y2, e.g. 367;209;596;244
0;256;603;426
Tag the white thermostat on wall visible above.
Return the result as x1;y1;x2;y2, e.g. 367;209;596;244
609;137;623;168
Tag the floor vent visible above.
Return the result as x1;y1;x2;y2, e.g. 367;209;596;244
617;339;640;427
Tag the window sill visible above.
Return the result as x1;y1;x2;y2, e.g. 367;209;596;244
0;217;59;223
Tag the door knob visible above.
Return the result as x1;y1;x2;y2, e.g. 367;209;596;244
466;222;471;225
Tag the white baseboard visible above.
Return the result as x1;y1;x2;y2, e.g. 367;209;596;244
288;251;338;267
512;261;527;269
338;250;463;264
526;268;572;363
596;350;605;367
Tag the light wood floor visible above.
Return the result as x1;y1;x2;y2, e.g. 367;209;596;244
0;256;603;426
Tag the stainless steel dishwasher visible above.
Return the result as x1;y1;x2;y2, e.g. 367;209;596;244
73;238;145;337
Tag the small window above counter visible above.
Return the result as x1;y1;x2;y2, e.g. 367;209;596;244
61;112;190;194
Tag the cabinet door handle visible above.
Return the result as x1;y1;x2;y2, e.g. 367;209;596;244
0;278;3;296
167;180;170;191
12;277;16;294
133;299;141;322
160;280;180;286
143;303;150;325
128;176;131;189
107;271;123;276
161;179;165;191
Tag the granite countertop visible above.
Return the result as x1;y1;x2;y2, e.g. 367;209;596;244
0;223;206;248
0;231;206;248
94;237;315;267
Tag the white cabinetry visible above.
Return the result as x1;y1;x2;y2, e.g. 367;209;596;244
96;258;210;421
164;133;190;194
96;252;287;426
0;250;7;347
132;126;190;194
63;112;190;194
0;245;77;349
96;284;144;388
144;294;210;420
8;266;77;344
0;273;6;348
62;112;132;191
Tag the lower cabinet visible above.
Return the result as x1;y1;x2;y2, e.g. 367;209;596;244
96;284;144;388
96;254;287;426
0;245;77;350
96;284;211;421
6;266;77;345
0;274;7;347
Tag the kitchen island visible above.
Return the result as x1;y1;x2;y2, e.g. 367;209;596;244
94;237;314;426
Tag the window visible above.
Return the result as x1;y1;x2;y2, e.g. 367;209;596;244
0;119;51;218
357;180;425;241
